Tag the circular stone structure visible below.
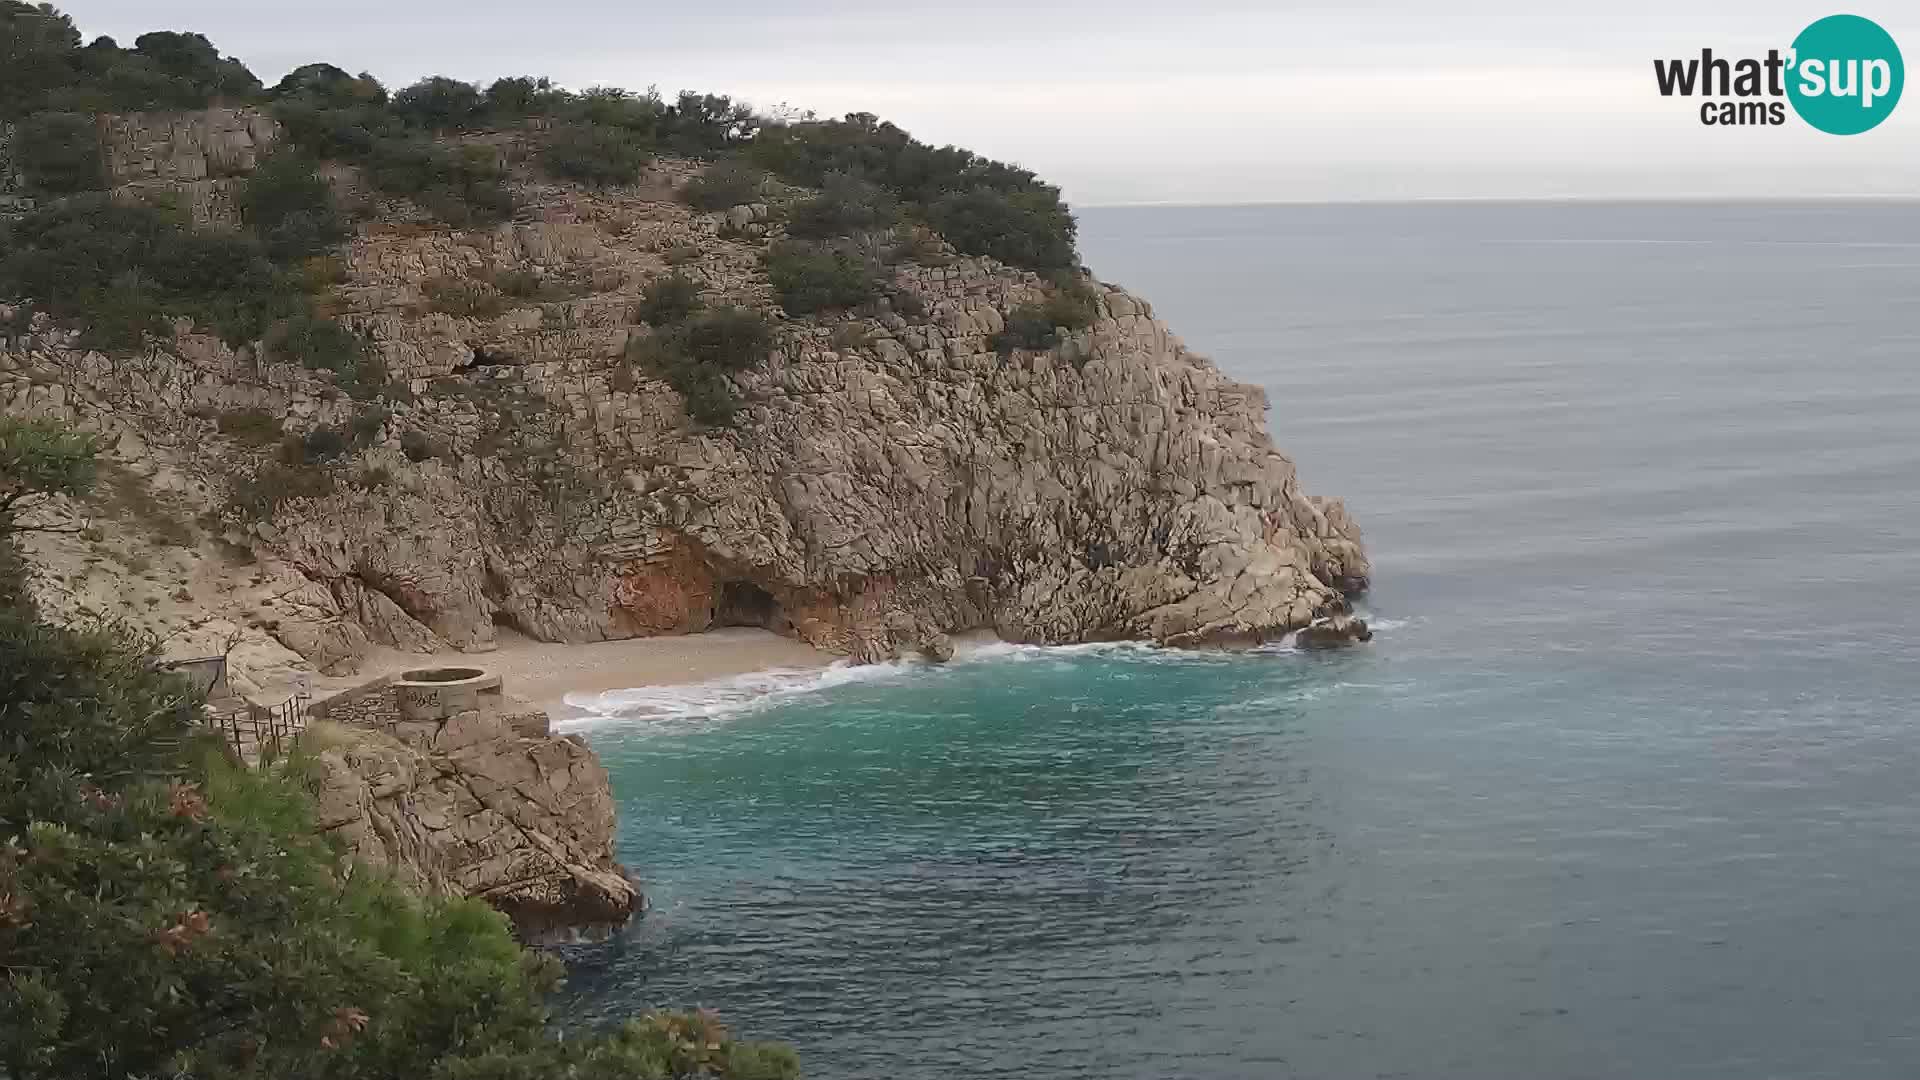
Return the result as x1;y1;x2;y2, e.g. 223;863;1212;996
394;666;504;722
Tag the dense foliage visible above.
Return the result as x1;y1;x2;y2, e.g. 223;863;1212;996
679;160;765;212
263;312;384;398
223;459;337;521
540;122;652;187
10;109;102;193
422;276;509;319
238;153;350;262
926;186;1078;274
265;73;516;226
785;171;898;240
765;241;882;315
0;3;259;120
750;112;1078;270
0;197;304;350
678;307;774;371
214;407;283;445
635;273;705;327
990;277;1100;354
0;417;799;1079
5;1;1079;261
2;0;1084;401
356;139;515;227
627;302;774;427
267;75;756;222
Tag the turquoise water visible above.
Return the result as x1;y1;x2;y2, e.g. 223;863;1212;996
561;203;1920;1078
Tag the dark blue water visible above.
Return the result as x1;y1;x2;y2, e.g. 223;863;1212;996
562;202;1920;1078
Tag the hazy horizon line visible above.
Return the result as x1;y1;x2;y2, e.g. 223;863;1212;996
1079;193;1920;210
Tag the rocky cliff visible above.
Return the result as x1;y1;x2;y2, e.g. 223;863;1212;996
308;683;637;940
1;108;1368;693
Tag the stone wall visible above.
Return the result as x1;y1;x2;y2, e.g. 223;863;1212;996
310;674;400;725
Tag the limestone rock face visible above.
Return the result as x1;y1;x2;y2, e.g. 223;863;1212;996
102;107;280;227
310;702;638;940
0;108;1370;684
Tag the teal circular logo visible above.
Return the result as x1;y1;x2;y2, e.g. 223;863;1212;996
1788;14;1904;134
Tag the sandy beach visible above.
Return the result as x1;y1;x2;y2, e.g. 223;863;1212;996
313;627;831;714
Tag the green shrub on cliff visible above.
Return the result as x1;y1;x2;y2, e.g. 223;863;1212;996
264;312;385;398
224;459;336;520
636;273;705;327
991;276;1100;354
568;86;667;133
626;306;774;427
0;196;302;350
0;418;95;611
400;430;440;462
766;240;881;314
0;420;797;1078
681;159;766;211
11;110;103;193
680;306;774;370
541;122;652;186
281;424;349;464
214;407;283;445
270;97;391;159
272;75;742;223
0;416;98;524
926;186;1078;272
656;362;737;427
270;74;514;227
238;153;350;263
750;112;1078;271
786;170;899;239
362;138;516;226
0;191;362;364
423;275;509;319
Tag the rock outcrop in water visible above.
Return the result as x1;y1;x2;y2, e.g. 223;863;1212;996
1294;614;1373;649
308;683;638;940
0;107;1369;692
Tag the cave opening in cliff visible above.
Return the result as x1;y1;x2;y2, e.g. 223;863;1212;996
715;580;787;633
491;608;523;638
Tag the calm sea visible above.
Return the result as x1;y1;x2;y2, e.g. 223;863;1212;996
559;202;1920;1079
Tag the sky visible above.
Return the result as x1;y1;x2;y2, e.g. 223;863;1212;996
60;1;1920;206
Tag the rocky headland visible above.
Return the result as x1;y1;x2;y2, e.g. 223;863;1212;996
2;99;1367;933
